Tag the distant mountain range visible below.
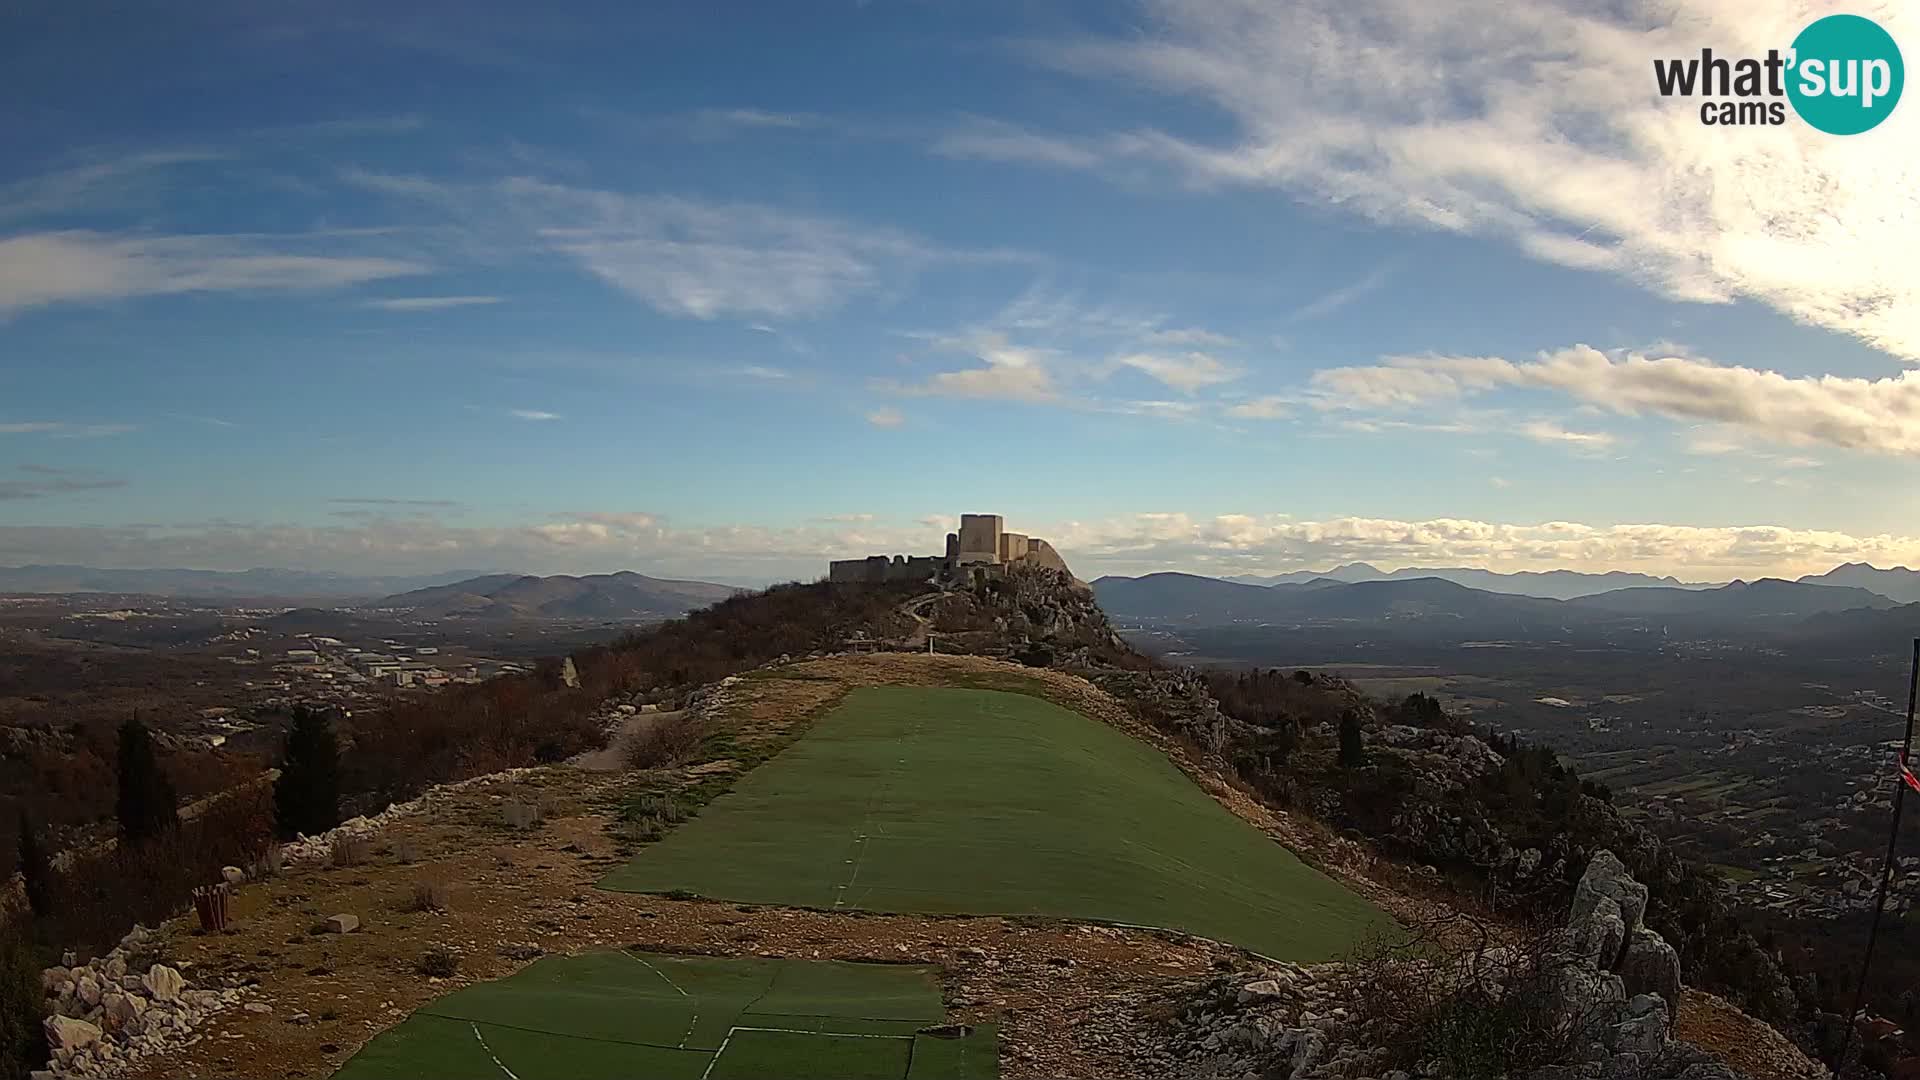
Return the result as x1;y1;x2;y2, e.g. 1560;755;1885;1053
369;572;740;620
1221;562;1704;600
0;565;493;600
1093;570;1903;636
1795;562;1920;604
1214;560;1920;606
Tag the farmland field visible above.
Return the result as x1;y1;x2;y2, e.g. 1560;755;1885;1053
331;951;995;1080
601;686;1388;961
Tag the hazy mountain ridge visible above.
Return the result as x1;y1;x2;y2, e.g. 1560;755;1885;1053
1796;562;1920;604
0;565;495;600
1224;562;1705;599
1093;570;1900;633
370;571;740;620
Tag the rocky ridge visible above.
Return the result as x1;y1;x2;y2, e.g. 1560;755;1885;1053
1161;851;1791;1080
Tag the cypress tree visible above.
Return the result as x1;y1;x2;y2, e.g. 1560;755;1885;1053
115;718;178;846
275;706;341;839
1337;709;1366;768
15;809;51;918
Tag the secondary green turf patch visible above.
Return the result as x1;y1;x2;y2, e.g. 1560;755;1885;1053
601;686;1389;961
330;951;996;1080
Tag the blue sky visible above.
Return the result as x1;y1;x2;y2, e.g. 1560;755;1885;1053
5;0;1920;583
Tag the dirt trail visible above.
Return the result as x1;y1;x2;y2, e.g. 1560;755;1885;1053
569;709;678;772
897;590;945;650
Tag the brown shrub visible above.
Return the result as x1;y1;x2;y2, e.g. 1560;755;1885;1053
624;713;711;770
1337;913;1611;1080
407;880;450;913
416;946;459;978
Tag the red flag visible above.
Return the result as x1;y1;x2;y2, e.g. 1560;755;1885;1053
1903;763;1920;795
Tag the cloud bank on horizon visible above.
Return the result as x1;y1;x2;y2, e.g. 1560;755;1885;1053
2;0;1915;580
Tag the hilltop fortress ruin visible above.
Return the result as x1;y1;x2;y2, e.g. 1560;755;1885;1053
828;513;1072;584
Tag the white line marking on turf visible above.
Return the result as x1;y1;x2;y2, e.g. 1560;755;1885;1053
700;1025;914;1080
624;952;700;1046
627;952;691;996
470;1023;521;1080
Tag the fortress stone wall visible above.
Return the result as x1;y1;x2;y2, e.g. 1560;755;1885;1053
827;513;1071;584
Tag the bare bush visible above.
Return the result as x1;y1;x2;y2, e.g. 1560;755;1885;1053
1338;912;1610;1080
407;880;450;913
416;946;459;978
624;713;711;770
329;835;371;868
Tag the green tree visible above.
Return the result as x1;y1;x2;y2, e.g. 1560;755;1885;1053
14;810;51;919
1338;709;1366;768
115;718;178;847
275;706;341;839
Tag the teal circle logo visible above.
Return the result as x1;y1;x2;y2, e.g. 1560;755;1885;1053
1787;14;1904;135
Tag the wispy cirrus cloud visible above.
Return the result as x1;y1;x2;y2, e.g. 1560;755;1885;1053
1110;351;1241;394
999;0;1920;359
0;464;125;501
0;231;427;315
360;295;501;311
328;497;463;509
1310;344;1920;457
0;420;135;438
508;409;562;421
344;170;959;321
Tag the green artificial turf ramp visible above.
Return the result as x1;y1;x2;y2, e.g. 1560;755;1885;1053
601;686;1389;961
330;951;994;1080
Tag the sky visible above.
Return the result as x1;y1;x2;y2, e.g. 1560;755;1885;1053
5;0;1920;584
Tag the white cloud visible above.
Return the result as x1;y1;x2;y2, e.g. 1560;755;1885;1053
1312;344;1920;457
1225;396;1291;420
1519;419;1616;448
361;295;502;310
689;108;826;132
1018;0;1920;359
865;407;906;428
1048;512;1920;581
0;231;428;315
932;123;1106;169
501;179;927;320
739;365;791;381
9;509;1920;582
508;409;561;421
1112;351;1241;394
908;335;1058;401
1147;327;1236;347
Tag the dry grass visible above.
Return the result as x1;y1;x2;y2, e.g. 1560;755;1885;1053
329;836;371;869
406;880;450;913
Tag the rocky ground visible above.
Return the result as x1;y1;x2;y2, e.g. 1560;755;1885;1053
35;652;1825;1080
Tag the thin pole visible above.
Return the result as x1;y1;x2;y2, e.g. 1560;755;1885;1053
1838;637;1920;1068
